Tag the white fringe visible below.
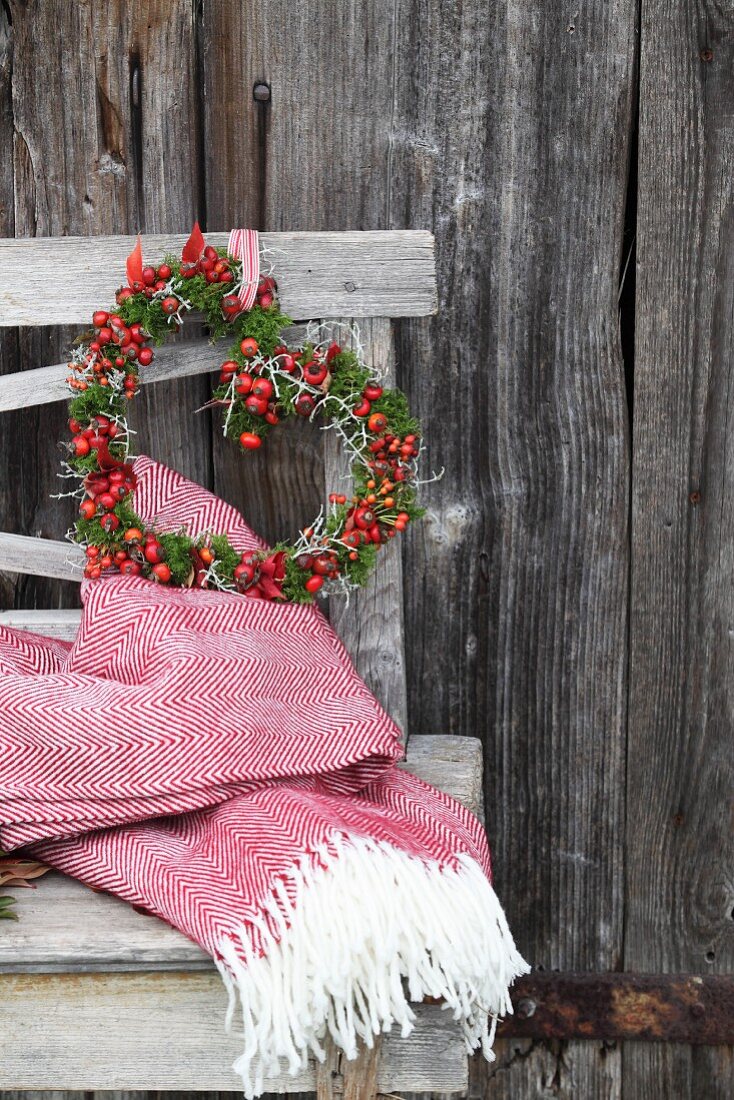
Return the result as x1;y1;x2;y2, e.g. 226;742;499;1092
216;835;529;1097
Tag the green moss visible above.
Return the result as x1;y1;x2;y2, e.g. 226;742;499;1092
209;534;242;577
68;386;126;425
281;552;315;603
158;532;197;585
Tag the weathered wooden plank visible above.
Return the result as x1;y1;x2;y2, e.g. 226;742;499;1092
324;319;409;732
0;735;482;972
0;0;210;618
471;1041;623;1100
0;0;92;614
199;5;402;248
400;734;483;819
200;5;413;725
386;2;635;1096
338;1037;382;1100
0;533;83;581
1;873;210;973
200;3;298;553
0;608;82;639
0;339;223;412
207;20;632;1098
0;324;306;414
0;974;466;1093
627;3;734;1097
85;2;214;497
0;231;436;326
0;0;17;613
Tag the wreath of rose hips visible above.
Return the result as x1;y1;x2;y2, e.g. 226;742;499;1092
60;225;424;603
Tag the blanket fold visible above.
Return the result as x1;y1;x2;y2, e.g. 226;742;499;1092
0;457;527;1095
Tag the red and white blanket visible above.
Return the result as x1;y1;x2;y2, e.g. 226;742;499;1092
0;457;527;1095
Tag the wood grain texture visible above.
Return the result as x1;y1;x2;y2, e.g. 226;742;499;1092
0;0;17;612
200;3;413;721
198;22;635;1094
386;2;635;1095
0;973;466;1093
0;0;85;614
0;231;436;325
339;1038;382;1100
627;3;734;1096
0;0;209;616
0;532;83;581
0;338;223;412
324;319;408;733
398;733;484;820
0;608;82;639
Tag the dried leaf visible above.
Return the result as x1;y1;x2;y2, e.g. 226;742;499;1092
0;857;51;888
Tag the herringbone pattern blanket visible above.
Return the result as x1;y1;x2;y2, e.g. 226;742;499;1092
0;458;527;1095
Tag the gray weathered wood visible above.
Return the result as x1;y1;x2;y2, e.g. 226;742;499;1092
200;7;415;733
400;734;483;820
0;340;224;413
0;0;16;616
324;319;409;733
198;17;633;1098
0;0;211;619
0;974;465;1094
401;3;634;1094
0;608;82;639
0;533;83;581
0;873;210;973
626;4;734;1097
0;232;436;326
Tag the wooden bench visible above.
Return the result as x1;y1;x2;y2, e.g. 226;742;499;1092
0;231;484;1095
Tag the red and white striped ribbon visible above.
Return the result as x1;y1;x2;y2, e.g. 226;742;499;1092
227;228;260;311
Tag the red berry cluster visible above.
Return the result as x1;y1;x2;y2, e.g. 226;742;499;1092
221;274;277;322
181;243;234;286
219;339;341;451
66;309;154;396
118;260;173;299
292;489;411;595
68;412;121;460
294;542;341;594
365;420;420;484
84;525;170;583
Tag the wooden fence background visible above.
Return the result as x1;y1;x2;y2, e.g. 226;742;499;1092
1;1;733;1097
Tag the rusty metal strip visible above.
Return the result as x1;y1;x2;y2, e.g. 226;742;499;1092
497;973;734;1044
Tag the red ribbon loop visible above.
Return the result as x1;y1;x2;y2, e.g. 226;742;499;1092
227;229;260;311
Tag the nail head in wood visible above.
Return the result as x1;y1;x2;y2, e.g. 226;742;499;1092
253;82;271;103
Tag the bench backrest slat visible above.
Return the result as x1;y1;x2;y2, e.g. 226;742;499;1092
0;231;436;325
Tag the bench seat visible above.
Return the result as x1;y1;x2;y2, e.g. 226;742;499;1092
0;613;482;1091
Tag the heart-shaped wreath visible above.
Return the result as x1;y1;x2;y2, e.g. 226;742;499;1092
59;226;424;602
